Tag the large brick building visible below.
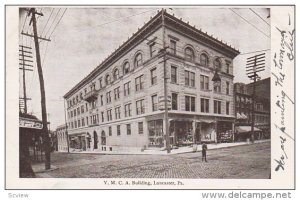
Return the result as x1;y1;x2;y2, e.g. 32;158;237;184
63;10;240;152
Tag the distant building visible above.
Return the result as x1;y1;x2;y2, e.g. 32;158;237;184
63;10;240;152
234;77;270;141
55;124;68;152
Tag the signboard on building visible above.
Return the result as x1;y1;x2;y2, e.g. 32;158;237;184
19;117;43;129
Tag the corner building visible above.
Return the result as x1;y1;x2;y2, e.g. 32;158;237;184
64;10;240;152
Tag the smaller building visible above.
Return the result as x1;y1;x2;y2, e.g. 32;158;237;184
233;78;270;141
56;124;69;152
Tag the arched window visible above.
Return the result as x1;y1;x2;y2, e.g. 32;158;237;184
200;53;209;67
123;62;130;75
134;53;143;68
184;47;195;62
214;58;222;71
113;68;119;80
105;74;111;85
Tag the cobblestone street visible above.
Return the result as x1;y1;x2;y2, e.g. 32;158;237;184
39;142;270;179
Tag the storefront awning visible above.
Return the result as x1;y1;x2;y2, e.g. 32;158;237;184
236;126;261;133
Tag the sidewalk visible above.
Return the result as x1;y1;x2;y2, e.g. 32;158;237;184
65;139;270;155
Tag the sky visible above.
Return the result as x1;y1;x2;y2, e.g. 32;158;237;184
19;7;270;129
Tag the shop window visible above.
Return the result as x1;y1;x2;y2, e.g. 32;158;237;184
148;120;163;147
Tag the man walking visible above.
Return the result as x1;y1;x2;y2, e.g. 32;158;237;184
202;142;208;162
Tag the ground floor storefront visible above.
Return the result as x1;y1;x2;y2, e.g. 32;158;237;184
65;113;236;152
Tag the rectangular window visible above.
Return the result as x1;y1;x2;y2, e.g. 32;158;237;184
86;117;89;125
135;75;144;91
82;118;85;126
74;121;77;128
126;124;131;135
171;66;177;84
136;99;145;115
125;103;131;117
114;87;120;100
226;63;230;74
226;81;230;95
152;95;158;111
138;122;143;134
150;43;155;57
200;75;209;90
185;96;196;112
106;91;111;103
77;107;80;115
86;103;88;111
81;105;84;113
150;68;157;85
115;107;121;119
117;125;121;136
99;78;103;89
226;101;230;115
78;119;81;127
124;82;130;96
109;126;112;136
74;109;76;116
171;93;178;110
201;98;209;113
170;40;176;54
214;100;222;114
185;70;195;87
107;109;112;121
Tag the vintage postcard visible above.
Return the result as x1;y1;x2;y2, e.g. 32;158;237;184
5;5;295;189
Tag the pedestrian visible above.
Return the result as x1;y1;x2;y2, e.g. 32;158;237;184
202;142;208;162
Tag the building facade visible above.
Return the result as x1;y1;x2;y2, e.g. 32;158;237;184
63;10;240;152
234;78;270;141
56;124;68;152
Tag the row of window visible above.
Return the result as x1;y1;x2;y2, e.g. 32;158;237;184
169;39;232;73
69;93;231;129
108;122;144;136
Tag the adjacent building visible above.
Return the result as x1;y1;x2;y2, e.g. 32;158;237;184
234;77;270;141
56;124;68;152
63;10;240;152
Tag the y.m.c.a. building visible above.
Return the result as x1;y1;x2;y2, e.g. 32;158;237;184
63;10;240;152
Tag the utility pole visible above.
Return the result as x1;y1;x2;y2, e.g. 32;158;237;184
63;99;70;153
161;9;171;154
246;53;265;143
19;45;33;113
25;8;51;169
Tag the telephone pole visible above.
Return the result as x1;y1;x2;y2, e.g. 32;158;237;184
161;9;171;153
246;53;265;143
19;45;33;113
24;8;51;169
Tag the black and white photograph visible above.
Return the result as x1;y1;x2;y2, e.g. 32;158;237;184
5;5;295;190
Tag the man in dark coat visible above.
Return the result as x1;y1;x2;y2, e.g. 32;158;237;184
202;142;208;162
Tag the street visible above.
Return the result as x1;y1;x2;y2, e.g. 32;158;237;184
38;142;270;179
